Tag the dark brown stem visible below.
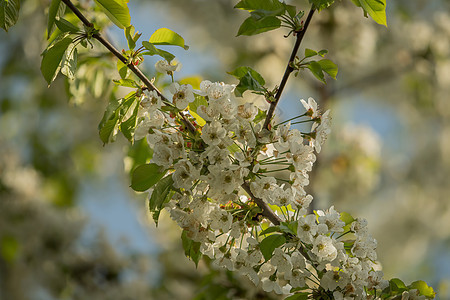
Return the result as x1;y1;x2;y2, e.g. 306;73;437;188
241;181;282;225
262;7;315;130
60;0;196;133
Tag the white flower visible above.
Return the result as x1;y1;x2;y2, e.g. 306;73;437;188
270;248;293;275
320;270;349;291
317;206;345;233
201;120;227;146
151;144;174;168
237;102;258;121
140;90;162;113
401;289;426;300
286;142;316;172
209;207;232;232
297;214;318;244
311;109;331;153
173;159;200;190
168;82;195;110
250;176;277;200
134;110;165;140
155;59;181;74
201;145;231;168
300;97;320;118
312;235;337;262
270;187;294;207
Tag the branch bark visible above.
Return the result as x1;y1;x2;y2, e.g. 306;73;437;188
262;7;315;130
60;0;196;133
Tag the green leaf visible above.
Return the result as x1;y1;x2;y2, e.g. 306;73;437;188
119;101;139;142
149;28;189;50
181;230;203;267
305;48;318;58
47;0;62;38
113;79;138;88
259;226;280;236
253;108;266;124
350;0;362;7
98;94;136;144
409;281;436;298
1;235;19;263
55;17;79;34
117;59;129;79
149;174;174;225
280;221;297;235
60;44;77;80
340;211;355;225
284;4;296;18
284;292;309;300
131;163;166;192
227;66;266;96
125;25;141;50
318;49;328;57
259;234;286;261
390;278;407;292
94;0;130;29
142;41;175;62
237;15;281;36
308;0;335;11
41;37;73;85
188;95;208;127
235;0;284;12
0;0;20;32
306;61;325;84
318;59;338;79
359;0;387;26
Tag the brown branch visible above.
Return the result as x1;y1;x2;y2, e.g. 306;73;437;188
60;0;196;133
262;7;315;130
241;181;282;225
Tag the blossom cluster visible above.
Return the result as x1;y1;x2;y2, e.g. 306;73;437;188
131;61;420;299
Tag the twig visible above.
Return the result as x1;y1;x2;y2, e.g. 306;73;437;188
60;0;196;133
262;7;315;130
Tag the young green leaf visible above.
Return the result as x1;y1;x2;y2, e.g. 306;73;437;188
1;0;20;32
306;61;325;84
141;41;175;62
318;59;338;79
149;28;189;50
41;37;73;85
237;15;281;36
94;0;130;29
227;66;266;96
148;174;174;225
188;95;208;127
131;163;167;192
55;17;79;34
259;234;286;261
284;292;309;300
359;0;387;26
117;59;129;79
409;281;436;298
181;230;203;267
235;0;284;12
125;25;141;50
47;0;63;38
305;48;318;58
60;44;77;80
113;79;138;88
119;103;139;142
258;226;281;236
308;0;335;11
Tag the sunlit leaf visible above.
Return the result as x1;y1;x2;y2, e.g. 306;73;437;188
260;234;286;260
94;0;130;29
41;37;73;85
237;15;281;36
359;0;387;26
149;28;189;50
131;163;166;192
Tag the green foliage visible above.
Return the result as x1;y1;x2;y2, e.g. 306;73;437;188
148;174;174;225
306;59;338;84
181;230;203;267
60;43;77;80
125;25;141;50
410;281;436;298
141;41;175;62
0;0;19;32
253;108;267;124
149;27;189;50
55;17;79;34
237;15;281;36
285;292;309;300
130;163;167;192
40;37;73;85
94;0;130;29
227;66;266;96
235;0;286;36
117;59;130;79
308;0;335;11
351;0;387;26
258;226;281;236
234;0;283;11
47;0;63;38
98;93;138;144
280;221;297;235
259;234;286;260
189;95;208;127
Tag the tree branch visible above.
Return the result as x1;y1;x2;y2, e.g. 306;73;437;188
262;7;315;130
241;181;282;225
60;0;196;133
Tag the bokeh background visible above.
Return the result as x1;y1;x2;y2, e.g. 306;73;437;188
1;0;450;299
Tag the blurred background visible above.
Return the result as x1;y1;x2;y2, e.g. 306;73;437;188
1;0;449;299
